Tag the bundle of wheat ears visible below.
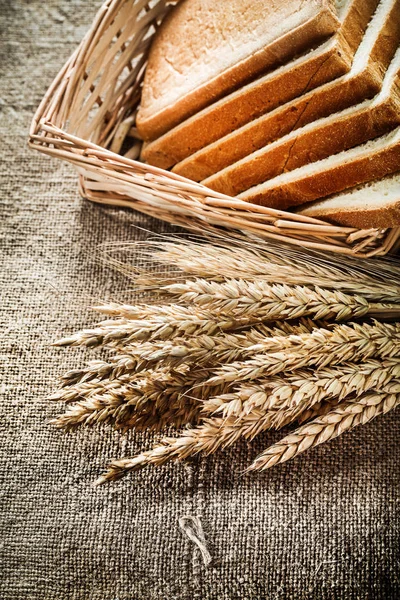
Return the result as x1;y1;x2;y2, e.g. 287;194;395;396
50;233;400;484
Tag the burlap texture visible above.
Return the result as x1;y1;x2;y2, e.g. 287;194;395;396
1;1;399;598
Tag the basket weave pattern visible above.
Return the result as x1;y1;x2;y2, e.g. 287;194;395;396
29;0;400;257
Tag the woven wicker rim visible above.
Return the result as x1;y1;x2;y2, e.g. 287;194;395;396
29;0;400;257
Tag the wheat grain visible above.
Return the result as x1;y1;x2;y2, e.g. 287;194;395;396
296;398;343;425
206;321;400;387
248;389;400;471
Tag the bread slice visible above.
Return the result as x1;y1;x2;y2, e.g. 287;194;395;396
238;125;400;209
136;0;341;141
174;0;400;182
141;0;376;169
296;173;400;227
203;48;400;196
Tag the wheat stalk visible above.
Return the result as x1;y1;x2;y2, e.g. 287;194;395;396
206;321;400;387
248;389;400;471
161;279;396;322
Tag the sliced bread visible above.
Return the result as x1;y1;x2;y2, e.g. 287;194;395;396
174;0;400;182
136;0;341;141
238;126;400;209
141;0;376;169
203;48;400;196
296;173;400;227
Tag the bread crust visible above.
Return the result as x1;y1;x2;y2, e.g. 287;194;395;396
173;70;381;181
300;202;400;228
142;39;353;168
203;65;400;196
238;128;400;209
137;0;339;141
141;0;381;169
297;176;400;227
174;0;400;182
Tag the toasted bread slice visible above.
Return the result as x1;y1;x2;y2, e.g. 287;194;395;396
204;47;400;196
296;173;400;227
136;0;341;141
174;0;400;182
142;0;378;169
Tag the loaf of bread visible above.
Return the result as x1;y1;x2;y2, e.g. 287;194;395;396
136;0;341;141
141;0;378;169
296;173;400;227
173;0;400;181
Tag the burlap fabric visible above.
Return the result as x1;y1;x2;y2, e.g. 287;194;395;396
1;1;399;598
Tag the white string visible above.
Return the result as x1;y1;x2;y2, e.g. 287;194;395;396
179;515;212;567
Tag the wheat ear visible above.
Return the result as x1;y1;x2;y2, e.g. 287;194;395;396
248;390;400;471
51;392;203;432
96;387;400;484
52;365;229;431
143;240;400;302
54;305;262;349
161;279;396;322
112;320;323;369
93;304;320;334
59;355;140;387
206;321;400;386
51;375;147;429
49;374;136;404
94;417;240;484
203;359;400;423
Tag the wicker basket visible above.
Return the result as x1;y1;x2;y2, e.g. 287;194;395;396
29;0;400;257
